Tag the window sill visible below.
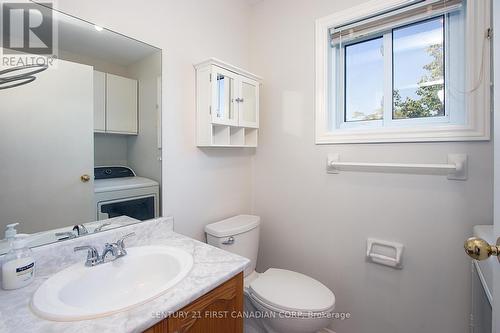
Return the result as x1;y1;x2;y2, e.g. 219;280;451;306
316;124;490;144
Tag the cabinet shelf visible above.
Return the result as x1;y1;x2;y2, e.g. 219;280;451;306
204;124;258;147
198;145;257;148
211;121;259;129
195;58;261;148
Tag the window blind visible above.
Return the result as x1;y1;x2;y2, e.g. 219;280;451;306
330;0;463;45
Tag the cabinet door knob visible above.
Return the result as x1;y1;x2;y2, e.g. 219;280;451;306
80;174;91;183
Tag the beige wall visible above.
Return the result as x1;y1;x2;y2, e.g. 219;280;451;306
52;0;256;240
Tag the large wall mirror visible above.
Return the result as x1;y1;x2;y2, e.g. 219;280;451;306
0;3;162;254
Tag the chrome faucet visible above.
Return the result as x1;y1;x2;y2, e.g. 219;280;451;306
74;232;135;267
101;243;120;262
73;224;88;236
74;245;101;267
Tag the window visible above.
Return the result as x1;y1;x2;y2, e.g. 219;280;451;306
315;0;491;143
392;18;445;120
345;37;384;122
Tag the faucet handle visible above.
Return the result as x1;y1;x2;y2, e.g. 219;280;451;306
116;232;136;256
94;222;111;233
74;245;100;266
55;231;76;240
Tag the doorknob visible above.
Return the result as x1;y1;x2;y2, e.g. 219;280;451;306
464;237;500;262
80;174;91;183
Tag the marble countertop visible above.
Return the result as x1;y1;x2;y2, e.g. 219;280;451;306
0;217;249;333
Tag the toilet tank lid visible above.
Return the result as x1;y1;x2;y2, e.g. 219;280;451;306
205;215;260;237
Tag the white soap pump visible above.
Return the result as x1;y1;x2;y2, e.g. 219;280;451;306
4;223;19;240
1;223;36;290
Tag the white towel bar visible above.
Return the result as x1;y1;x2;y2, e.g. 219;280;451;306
326;153;467;180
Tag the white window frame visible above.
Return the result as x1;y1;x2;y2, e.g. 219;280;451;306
315;0;491;144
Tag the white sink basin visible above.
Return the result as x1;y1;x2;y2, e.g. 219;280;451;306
31;245;193;321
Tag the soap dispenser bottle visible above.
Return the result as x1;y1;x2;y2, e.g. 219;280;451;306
1;235;36;290
4;223;19;240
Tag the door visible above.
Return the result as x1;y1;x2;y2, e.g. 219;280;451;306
211;65;238;126
237;76;259;128
106;73;138;134
494;1;500;330
97;195;156;221
0;59;95;233
465;4;499;331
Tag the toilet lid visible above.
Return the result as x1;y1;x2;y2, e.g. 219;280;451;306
249;268;335;313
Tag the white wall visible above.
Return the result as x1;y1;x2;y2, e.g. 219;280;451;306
127;51;162;184
248;1;493;332
45;1;493;332
94;133;128;166
52;0;256;241
58;49;130;77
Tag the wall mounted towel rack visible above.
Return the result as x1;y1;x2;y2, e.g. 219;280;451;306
326;153;468;180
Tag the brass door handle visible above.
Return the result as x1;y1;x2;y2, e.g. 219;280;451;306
464;237;500;261
80;174;91;183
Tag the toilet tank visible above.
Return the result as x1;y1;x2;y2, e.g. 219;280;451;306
205;215;260;277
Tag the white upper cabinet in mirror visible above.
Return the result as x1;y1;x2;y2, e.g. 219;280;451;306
0;3;162;254
195;58;261;147
94;71;139;135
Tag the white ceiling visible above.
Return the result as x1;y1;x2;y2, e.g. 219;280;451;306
54;12;159;67
4;3;160;67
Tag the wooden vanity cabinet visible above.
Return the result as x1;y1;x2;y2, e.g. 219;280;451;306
144;272;243;333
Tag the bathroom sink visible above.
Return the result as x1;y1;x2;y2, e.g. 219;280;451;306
31;245;193;321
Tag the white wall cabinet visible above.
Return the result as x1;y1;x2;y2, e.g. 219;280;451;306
195;58;261;147
93;71;106;132
93;71;138;135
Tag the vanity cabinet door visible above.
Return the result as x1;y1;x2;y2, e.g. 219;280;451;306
144;272;243;333
211;66;238;126
93;70;106;132
106;73;138;134
237;76;259;128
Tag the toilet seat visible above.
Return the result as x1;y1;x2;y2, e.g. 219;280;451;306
248;268;335;315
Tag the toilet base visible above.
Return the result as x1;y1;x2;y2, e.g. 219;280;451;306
244;292;333;333
244;293;267;333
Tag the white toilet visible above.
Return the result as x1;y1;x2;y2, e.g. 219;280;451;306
205;215;336;333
